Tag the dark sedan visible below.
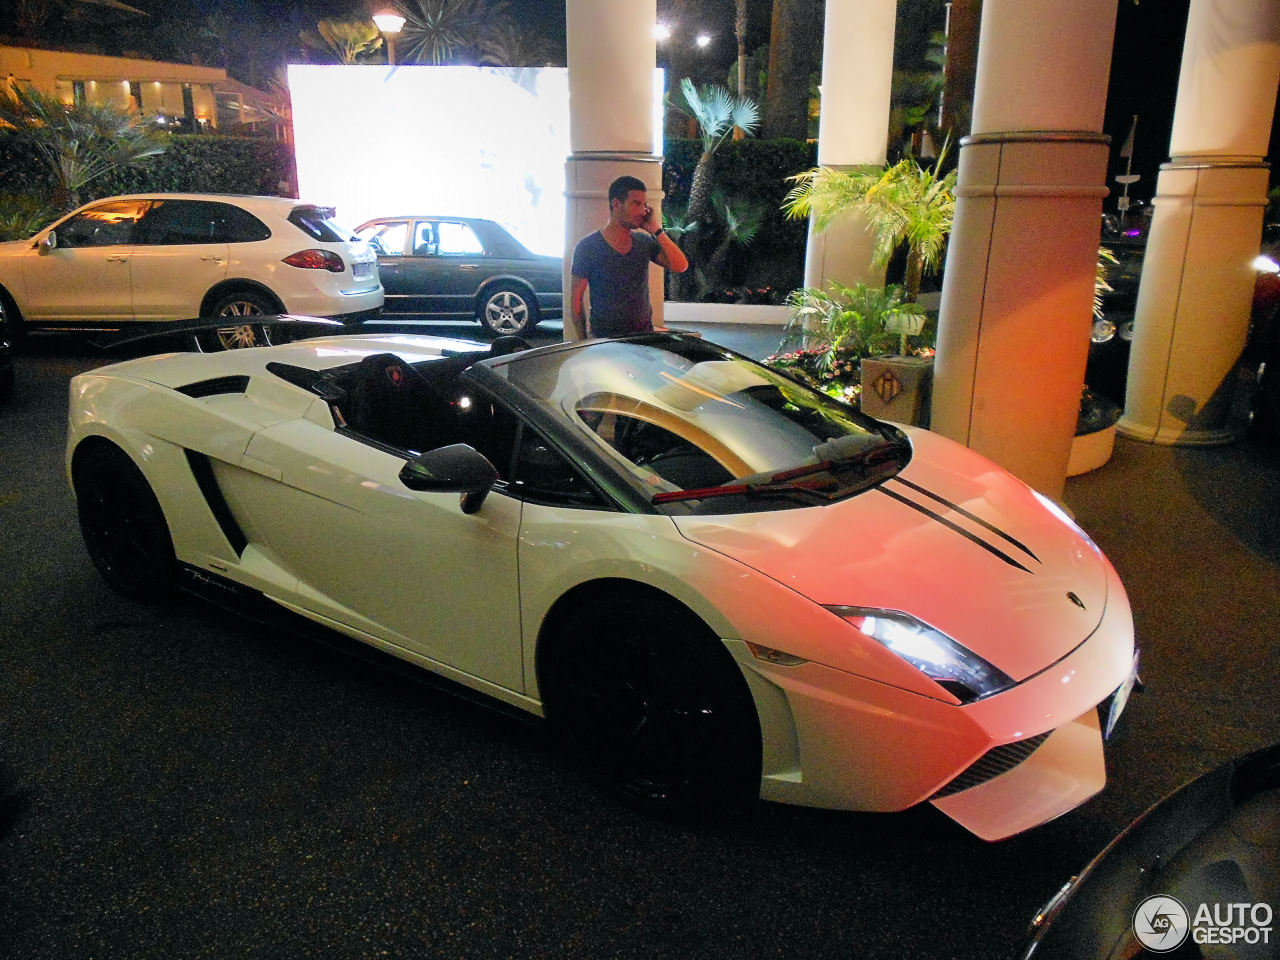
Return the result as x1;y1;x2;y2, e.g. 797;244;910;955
354;216;563;336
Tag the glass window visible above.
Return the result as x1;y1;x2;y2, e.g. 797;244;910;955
356;221;409;256
511;426;604;507
134;200;270;245
453;382;602;507
288;206;351;243
56;199;151;248
434;221;484;256
489;338;904;509
413;222;437;257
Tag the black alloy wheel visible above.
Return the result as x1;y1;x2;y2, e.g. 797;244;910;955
541;595;761;816
73;444;177;602
196;290;279;351
478;284;538;336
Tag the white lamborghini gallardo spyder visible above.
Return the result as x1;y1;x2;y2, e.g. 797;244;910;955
66;331;1140;840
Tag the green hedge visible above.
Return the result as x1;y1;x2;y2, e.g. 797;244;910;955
0;132;296;204
662;137;817;300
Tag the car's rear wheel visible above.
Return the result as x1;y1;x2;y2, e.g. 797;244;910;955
540;594;761;816
196;290;279;351
72;443;177;602
478;284;538;336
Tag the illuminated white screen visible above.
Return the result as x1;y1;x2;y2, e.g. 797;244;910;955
288;65;664;257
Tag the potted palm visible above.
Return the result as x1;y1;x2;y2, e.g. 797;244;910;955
781;148;955;425
766;281;932;415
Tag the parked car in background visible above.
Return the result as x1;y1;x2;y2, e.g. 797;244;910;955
354;216;562;336
0;194;382;351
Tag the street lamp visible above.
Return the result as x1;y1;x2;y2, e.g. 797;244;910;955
372;10;406;65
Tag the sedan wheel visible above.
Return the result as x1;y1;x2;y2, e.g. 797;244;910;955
541;596;761;815
72;444;177;602
479;285;538;336
196;292;278;351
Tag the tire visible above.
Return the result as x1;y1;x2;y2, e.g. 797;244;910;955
72;444;177;602
196;290;279;352
0;287;24;348
478;284;538;336
540;594;761;816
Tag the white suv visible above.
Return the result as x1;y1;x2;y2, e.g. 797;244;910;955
0;193;383;350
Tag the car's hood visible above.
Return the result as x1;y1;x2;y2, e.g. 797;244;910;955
672;429;1109;681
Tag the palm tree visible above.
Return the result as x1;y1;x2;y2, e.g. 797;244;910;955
477;18;562;67
763;0;822;139
675;77;760;224
299;19;384;64
0;84;166;211
396;0;508;65
783;144;957;307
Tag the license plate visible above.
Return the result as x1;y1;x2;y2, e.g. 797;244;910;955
353;261;374;279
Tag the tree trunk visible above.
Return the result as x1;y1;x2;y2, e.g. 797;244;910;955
904;247;923;304
939;0;981;137
763;0;824;139
734;0;747;140
688;150;715;223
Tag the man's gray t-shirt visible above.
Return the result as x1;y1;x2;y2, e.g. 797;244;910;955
571;230;661;338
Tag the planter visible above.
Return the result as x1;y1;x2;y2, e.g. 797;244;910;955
1068;392;1122;476
858;355;934;426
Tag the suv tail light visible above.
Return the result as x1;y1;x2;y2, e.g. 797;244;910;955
282;249;345;272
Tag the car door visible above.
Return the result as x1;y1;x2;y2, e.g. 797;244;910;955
237;415;525;692
400;219;489;319
23;198;150;323
355;220;414;315
127;199;239;320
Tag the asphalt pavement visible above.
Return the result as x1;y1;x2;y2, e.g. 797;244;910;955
1;321;1278;960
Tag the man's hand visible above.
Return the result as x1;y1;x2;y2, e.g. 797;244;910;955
642;205;662;235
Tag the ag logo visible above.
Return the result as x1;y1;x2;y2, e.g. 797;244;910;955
1133;895;1190;952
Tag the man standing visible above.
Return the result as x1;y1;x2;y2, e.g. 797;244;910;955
570;175;689;339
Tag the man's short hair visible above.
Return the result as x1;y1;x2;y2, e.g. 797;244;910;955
608;175;647;205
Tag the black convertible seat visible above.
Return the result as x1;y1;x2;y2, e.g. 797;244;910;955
346;352;456;452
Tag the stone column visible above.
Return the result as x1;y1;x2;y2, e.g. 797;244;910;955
931;0;1118;499
1118;0;1280;445
802;0;897;292
564;0;661;340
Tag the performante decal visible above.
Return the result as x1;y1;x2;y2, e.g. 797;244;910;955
875;485;1036;573
886;476;1041;563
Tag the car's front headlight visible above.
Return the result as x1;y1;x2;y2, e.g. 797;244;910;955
826;607;1015;704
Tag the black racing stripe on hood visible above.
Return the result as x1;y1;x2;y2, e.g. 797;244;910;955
875;486;1034;573
886;475;1041;564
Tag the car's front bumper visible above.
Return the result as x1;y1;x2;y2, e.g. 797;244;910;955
728;559;1137;840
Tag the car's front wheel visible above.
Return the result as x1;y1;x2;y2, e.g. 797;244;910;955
478;284;538;336
197;290;280;351
72;443;177;602
540;594;761;816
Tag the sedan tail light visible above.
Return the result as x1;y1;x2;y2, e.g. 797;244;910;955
282;249;345;272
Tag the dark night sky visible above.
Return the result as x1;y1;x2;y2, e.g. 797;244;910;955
52;0;1273;194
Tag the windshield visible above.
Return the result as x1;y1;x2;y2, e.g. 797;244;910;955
489;336;910;513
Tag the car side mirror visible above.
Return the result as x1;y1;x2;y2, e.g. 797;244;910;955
37;231;57;254
398;442;499;514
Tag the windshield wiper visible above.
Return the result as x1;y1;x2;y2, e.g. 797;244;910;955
652;436;909;505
